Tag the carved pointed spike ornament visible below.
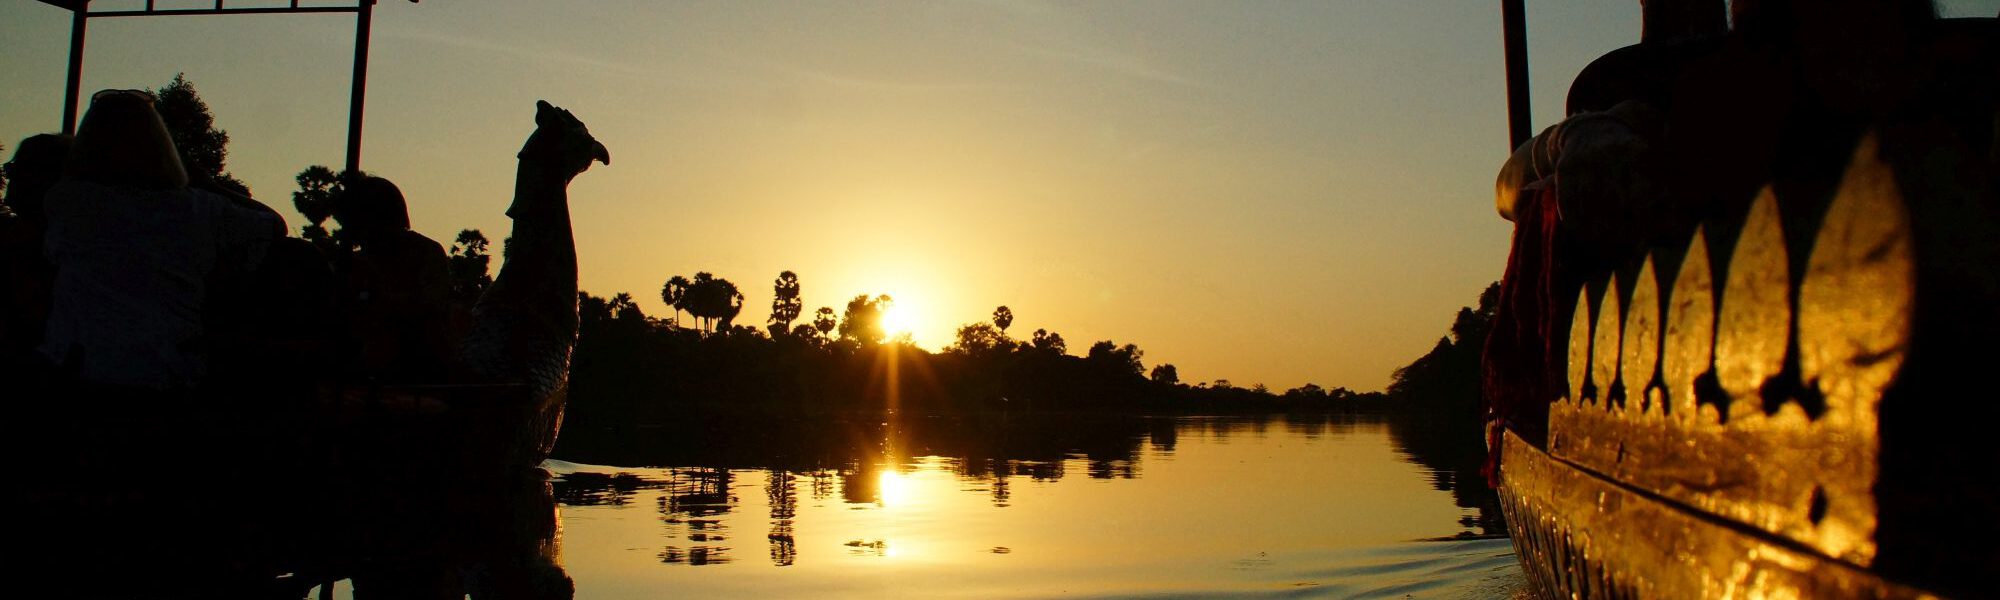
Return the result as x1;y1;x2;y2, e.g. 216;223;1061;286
1593;273;1625;409
1792;134;1907;564
1800;133;1911;431
1569;287;1595;403
1623;258;1663;417
1664;227;1715;423
1716;189;1791;415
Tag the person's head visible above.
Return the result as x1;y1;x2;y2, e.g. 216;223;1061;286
2;133;74;221
65;89;189;191
333;175;410;239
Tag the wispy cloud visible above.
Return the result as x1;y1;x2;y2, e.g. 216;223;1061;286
959;0;1202;87
380;26;704;89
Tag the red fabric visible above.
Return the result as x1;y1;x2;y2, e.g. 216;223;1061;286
1481;186;1566;487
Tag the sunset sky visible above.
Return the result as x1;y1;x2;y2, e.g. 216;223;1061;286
5;1;1994;391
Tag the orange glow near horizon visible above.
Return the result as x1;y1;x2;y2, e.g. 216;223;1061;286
0;0;1838;390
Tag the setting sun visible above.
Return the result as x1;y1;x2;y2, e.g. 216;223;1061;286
879;302;916;339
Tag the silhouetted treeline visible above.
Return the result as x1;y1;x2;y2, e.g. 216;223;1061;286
1382;282;1504;535
561;290;1393;434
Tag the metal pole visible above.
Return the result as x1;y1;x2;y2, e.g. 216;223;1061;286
344;0;374;174
61;6;87;135
1501;0;1531;151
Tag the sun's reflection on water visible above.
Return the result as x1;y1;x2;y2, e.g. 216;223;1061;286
876;470;915;508
548;415;1517;597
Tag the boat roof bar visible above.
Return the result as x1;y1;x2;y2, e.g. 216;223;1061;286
1501;0;1531;152
36;0;414;174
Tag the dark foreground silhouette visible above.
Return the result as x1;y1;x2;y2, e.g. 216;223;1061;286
3;88;608;597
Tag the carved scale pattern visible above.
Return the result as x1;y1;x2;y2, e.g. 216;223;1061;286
1543;135;1914;566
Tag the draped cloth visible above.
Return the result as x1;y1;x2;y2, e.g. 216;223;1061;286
1481;185;1566;487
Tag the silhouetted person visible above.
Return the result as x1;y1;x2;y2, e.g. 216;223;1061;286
38;90;279;389
336;175;452;384
1;134;71;223
0;134;71;377
206;234;340;393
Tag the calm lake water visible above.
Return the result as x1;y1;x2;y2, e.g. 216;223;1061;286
505;414;1525;599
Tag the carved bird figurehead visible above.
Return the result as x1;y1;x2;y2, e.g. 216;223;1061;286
519;100;611;180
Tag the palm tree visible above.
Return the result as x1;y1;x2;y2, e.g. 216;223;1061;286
687;272;719;332
992;306;1014;336
682;272;744;334
609;292;641;321
717;284;745;331
812;307;836;341
661;275;690;329
770;271;803;333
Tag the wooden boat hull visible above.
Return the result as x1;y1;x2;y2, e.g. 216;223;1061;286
1496;430;1934;599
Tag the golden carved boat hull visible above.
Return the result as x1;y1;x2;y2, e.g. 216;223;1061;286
1498;430;1933;599
1496;128;1997;598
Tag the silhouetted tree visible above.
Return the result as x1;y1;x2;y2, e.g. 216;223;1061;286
812;307;836;341
992;306;1014;336
1150;364;1179;385
662;275;690;328
1086;340;1145;378
609;292;644;322
448;229;493;306
769;271;803;334
683;272;743;334
947;323;1008;356
1386;282;1498;411
717;286;745;331
1029;328;1067;355
291;165;351;253
838;294;893;346
156;73;247;195
1377;282;1505;535
684;273;716;332
577;291;612;325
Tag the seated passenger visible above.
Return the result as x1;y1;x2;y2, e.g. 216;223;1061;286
335;175;452;384
1;134;72;375
37;90;280;389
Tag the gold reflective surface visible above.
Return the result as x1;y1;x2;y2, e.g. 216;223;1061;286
533;417;1525;599
1622;259;1662;417
1715;188;1790;410
1593;273;1626;410
1663;227;1714;423
1540;136;1918;568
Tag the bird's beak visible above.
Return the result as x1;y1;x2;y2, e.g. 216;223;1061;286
592;141;611;166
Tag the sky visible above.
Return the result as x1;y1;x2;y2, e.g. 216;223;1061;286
4;1;1994;392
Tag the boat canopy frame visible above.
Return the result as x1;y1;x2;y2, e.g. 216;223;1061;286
33;0;417;174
